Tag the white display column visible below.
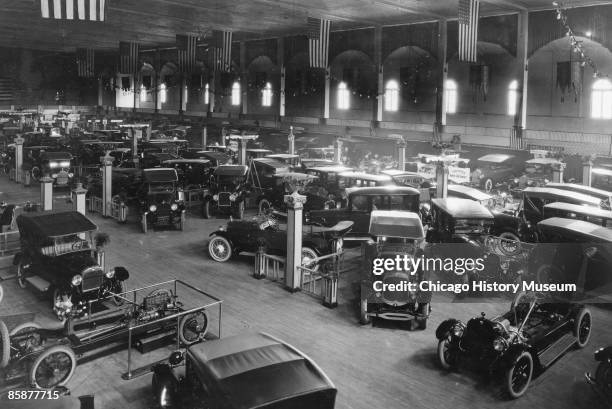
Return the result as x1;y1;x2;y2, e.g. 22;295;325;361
201;126;208;148
284;192;306;292
15;137;24;184
397;140;406;171
101;155;113;217
40;176;53;211
288;126;295;155
552;163;565;183
72;182;88;215
334;137;343;164
436;162;449;199
583;160;593;187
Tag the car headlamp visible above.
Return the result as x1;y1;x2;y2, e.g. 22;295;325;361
170;203;178;211
493;337;508;352
105;269;115;278
229;193;237;201
49;161;59;168
479;174;484;179
68;172;74;178
544;178;550;184
51;173;58;179
71;274;83;286
452;322;465;337
213;194;219;201
149;204;157;212
514;178;519;183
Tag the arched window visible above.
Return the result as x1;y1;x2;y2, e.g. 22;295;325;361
231;81;241;106
384;80;399;112
204;83;210;104
337;81;350;110
445;79;457;114
508;80;519;116
140;85;147;102
183;85;189;104
160;83;167;104
262;82;273;107
592;78;612;119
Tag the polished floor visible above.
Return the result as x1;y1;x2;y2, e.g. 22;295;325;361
0;176;609;409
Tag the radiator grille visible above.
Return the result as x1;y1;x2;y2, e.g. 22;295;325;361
81;266;104;292
218;192;231;206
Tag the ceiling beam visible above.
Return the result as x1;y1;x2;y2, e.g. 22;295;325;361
371;0;445;19
248;0;380;25
482;0;527;11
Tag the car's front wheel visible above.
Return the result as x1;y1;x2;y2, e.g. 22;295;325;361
16;262;28;289
574;307;592;348
504;351;533;399
258;198;272;216
208;236;232;262
498;231;521;256
301;247;319;272
437;337;456;370
29;345;77;389
0;319;9;368
359;298;370;325
595;361;612;400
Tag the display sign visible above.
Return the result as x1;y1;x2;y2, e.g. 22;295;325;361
229;140;239;152
448;166;470;184
417;163;436;179
135;129;143;139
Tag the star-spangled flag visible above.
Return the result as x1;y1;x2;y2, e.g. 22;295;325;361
211;30;233;73
119;41;139;74
40;0;106;21
307;17;331;69
458;0;480;63
76;48;95;78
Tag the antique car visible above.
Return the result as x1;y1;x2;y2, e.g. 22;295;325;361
250;157;291;191
39;152;74;187
543;202;612;228
151;332;337;409
195;150;232;167
0;281;209;390
265;153;301;168
298;146;335;159
586;345;612;405
255;172;320;215
308;186;421;239
436;292;592;398
592;167;612;191
360;210;430;329
473;154;520;192
13;211;128;321
509;157;565;190
303;165;354;208
162;158;213;190
140;151;180;169
337;171;395;189
546;182;612;209
202;165;250;219
207;214;352;268
139;168;186;233
246;148;273;160
300;158;336;169
109;147;133;167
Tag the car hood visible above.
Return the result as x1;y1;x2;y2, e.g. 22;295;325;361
50;251;99;274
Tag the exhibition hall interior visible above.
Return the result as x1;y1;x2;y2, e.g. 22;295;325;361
1;0;612;408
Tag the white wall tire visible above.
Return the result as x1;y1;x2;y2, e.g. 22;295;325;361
437;337;455;370
208;236;232;262
9;322;41;337
29;345;77;389
498;232;521;256
484;178;493;193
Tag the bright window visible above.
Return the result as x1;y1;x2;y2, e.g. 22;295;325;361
204;83;210;104
231;82;241;106
160;83;167;104
508;80;519;116
445;79;457;114
592;78;612;119
184;85;189;104
384;80;399;112
337;81;350;110
262;82;273;107
140;85;146;102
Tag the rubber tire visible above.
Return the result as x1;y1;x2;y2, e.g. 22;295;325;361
202;200;212;219
0;319;9;368
484;178;493;193
258;199;271;216
17;262;27;289
29;345;77;389
178;310;209;345
0;283;3;304
234;201;245;219
498;232;521;256
573;307;592;349
31;167;41;182
437;337;455;370
504;351;533;399
359;299;370;325
301;247;319;273
9;322;41;337
208;236;232;262
595;361;612;400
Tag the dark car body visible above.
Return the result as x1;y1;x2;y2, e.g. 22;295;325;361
139;168;185;233
305;165;354;202
255;172;320;215
592;167;612;191
308;186;421;239
195;150;232;167
585;345;612;404
162;158;213;190
475;154;520;192
543;202;612;228
151;332;337;409
38;151;74;187
13;211;126;320
202;165;250;219
250;158;292;190
546;182;612;209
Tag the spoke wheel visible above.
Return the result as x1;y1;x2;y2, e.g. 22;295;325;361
178;310;209;345
574;308;592;348
258;199;271;216
498;232;521;256
208;236;232;262
484;178;493;193
301;247;319;273
505;351;533;399
0;320;9;368
17;262;28;289
29;345;77;389
437;337;455;370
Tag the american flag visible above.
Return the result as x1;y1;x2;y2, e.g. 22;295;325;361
212;30;233;72
458;0;480;63
40;0;105;21
177;34;198;73
119;41;139;74
307;17;331;69
76;48;95;78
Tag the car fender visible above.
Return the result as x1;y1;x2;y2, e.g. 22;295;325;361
594;346;612;362
436;319;460;340
152;363;178;405
302;241;322;255
209;231;234;247
499;344;532;370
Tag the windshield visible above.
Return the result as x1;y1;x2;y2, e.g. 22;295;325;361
148;182;175;193
217;175;243;186
454;218;492;234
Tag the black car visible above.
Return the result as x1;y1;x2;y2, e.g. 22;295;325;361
162;158;213;190
13;211;127;321
308;186;421;239
586;345;612;405
436;292;592;398
207;214;352;268
255;172;320;215
202;165;250;219
195;150;232;167
152;332;337;409
139;168;185;233
473;154;521;192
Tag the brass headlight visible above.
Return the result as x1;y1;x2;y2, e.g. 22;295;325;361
149;204;157;212
105;269;115;278
170;203;178;211
493;337;508;351
453;322;465;337
71;274;83;286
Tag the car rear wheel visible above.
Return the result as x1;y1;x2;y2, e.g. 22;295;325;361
29;345;77;389
504;351;533;399
202;200;213;219
258;198;272;216
208;236;232;262
0;319;9;368
498;232;521;256
574;307;592;348
31;166;41;182
17;262;28;289
178;310;209;345
437;337;456;370
484;178;493;193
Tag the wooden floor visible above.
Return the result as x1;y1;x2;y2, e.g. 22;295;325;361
0;176;610;409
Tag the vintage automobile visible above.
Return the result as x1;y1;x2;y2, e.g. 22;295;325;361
250;157;291;191
139;168;186;233
208;214;352;268
586;345;612;405
255;172;320;215
162;158;213;190
14;211;128;321
265;153;301;168
140;151;180;169
300;158;336;169
308;186;421;239
298;146;335;159
511;157;565;189
0;281;209;390
592;167;612;191
436;292;592;398
202;165;250;219
39;152;74;187
338;171;395;189
474;154;520;192
246;148;273;161
546;182;612;209
360;210;430;328
109;147;133;167
543;202;612;228
194;150;232;167
151;332;337;409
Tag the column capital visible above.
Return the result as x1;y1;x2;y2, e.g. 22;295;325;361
284;191;307;210
14;137;24;145
40;176;54;184
100;155;114;166
72;182;88;195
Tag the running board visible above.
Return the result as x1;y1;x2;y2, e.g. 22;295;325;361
538;333;576;367
25;275;51;292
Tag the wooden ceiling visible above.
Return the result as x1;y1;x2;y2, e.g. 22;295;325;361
0;0;609;52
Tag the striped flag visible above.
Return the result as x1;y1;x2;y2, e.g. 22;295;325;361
40;0;106;21
177;35;198;73
307;17;331;69
119;41;139;74
76;48;95;78
458;0;480;63
212;31;233;72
